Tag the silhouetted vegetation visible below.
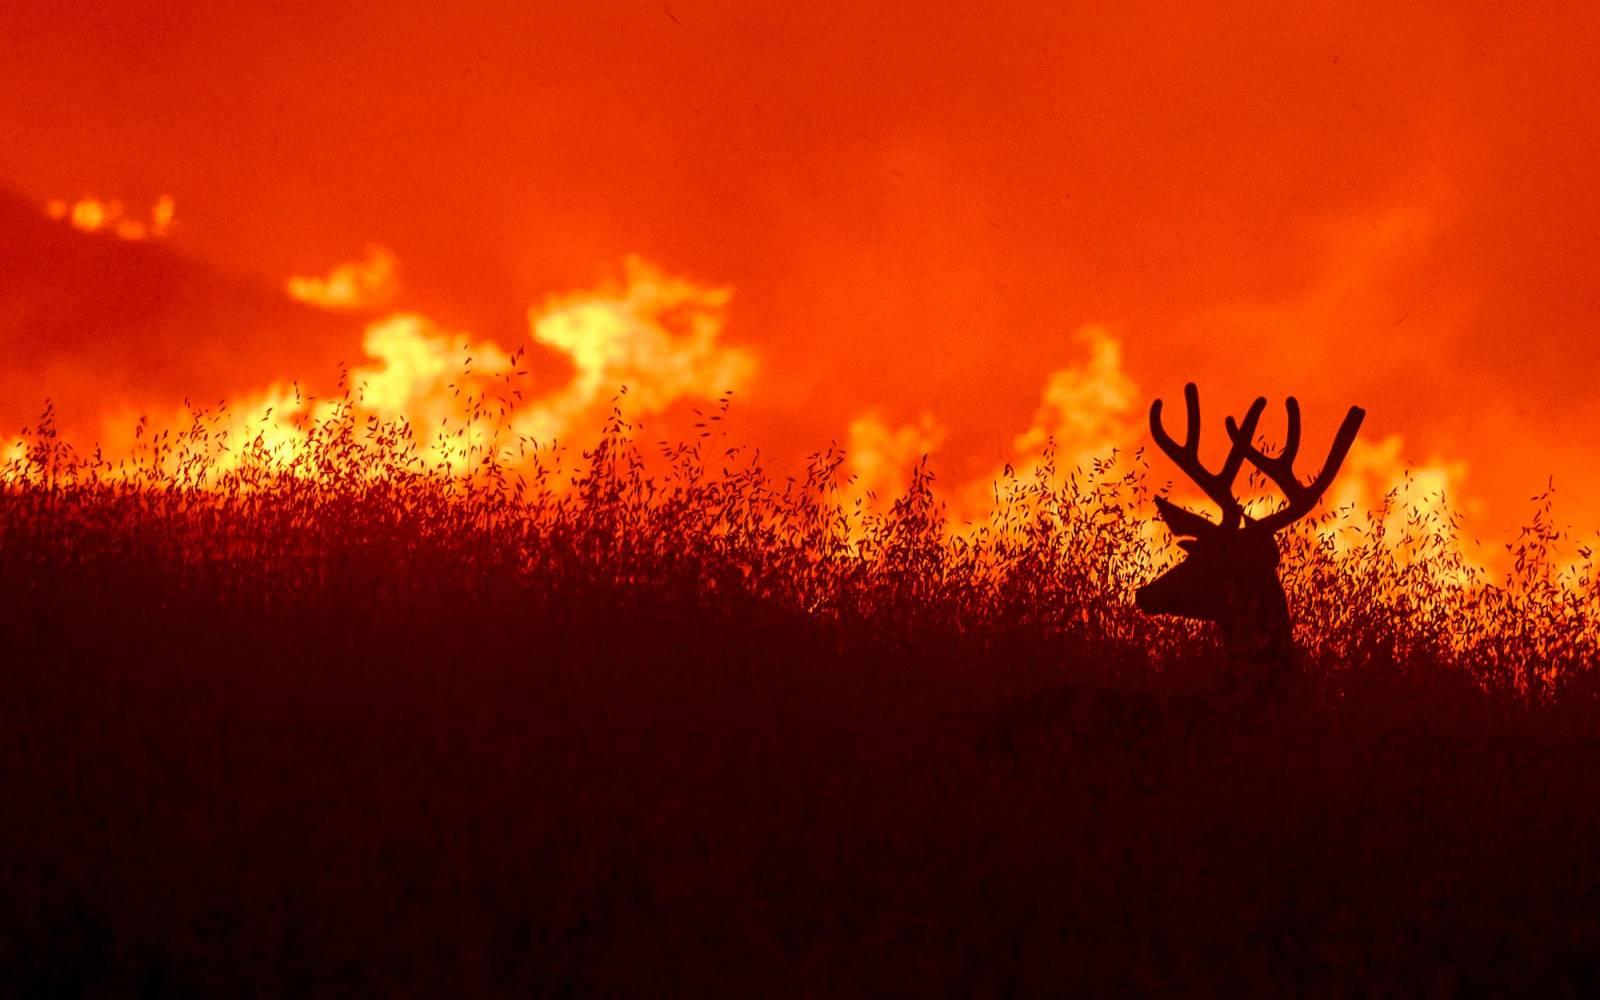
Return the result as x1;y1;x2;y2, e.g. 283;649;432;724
4;391;1600;994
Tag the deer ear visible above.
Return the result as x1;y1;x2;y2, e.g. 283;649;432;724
1155;495;1219;539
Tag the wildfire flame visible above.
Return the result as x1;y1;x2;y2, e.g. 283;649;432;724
5;192;1570;588
120;250;756;479
45;194;175;241
286;244;400;312
845;410;946;508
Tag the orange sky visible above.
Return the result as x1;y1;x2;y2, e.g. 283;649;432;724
2;1;1598;540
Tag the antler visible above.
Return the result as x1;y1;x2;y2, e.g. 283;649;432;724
1225;397;1366;533
1148;382;1267;530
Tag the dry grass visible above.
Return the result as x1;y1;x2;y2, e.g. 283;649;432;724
6;388;1595;696
4;389;1600;994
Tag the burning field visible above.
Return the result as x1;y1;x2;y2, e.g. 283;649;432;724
6;1;1600;994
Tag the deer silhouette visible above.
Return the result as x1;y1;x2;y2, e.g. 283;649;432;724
1136;383;1365;667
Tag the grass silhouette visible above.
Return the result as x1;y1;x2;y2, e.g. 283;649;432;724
4;386;1600;993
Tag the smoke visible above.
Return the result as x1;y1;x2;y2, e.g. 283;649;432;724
2;2;1598;540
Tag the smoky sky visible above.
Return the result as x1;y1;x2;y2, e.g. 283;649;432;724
2;1;1598;535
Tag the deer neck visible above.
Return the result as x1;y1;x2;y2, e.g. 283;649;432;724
1218;581;1295;665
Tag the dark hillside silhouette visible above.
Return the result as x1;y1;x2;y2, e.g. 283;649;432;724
4;391;1600;995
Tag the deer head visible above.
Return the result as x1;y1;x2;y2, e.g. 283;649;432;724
1136;383;1365;660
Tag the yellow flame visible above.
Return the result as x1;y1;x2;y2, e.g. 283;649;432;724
509;256;754;444
83;254;756;482
286;245;401;311
844;410;946;508
827;322;1508;579
1009;325;1142;473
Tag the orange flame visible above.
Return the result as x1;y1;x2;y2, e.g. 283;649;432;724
46;194;175;240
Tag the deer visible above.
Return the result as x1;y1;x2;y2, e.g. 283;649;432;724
1136;382;1365;673
979;383;1363;757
